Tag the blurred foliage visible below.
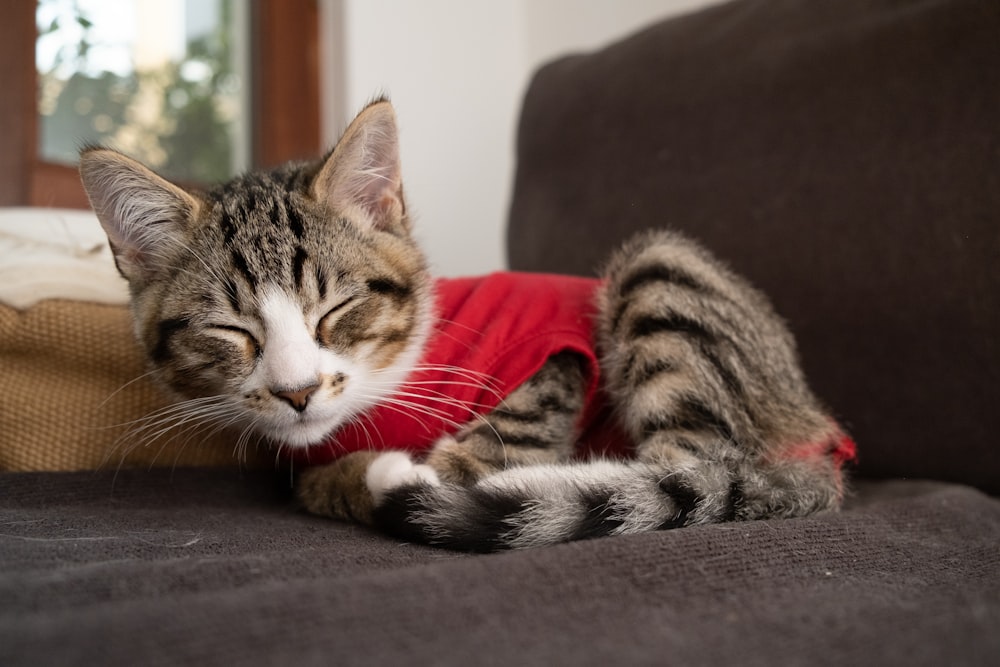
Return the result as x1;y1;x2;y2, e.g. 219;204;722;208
37;0;243;184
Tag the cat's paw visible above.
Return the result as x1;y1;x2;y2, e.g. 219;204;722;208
366;451;440;505
297;450;382;523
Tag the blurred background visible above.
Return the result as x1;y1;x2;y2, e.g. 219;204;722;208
2;0;724;275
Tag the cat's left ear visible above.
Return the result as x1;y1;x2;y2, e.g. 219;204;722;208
312;99;407;233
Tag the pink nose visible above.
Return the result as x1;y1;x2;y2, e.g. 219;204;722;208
273;384;320;412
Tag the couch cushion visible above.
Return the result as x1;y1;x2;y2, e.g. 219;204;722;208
2;469;999;665
507;0;1000;492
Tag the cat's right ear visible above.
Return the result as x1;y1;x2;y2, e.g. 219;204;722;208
79;147;200;284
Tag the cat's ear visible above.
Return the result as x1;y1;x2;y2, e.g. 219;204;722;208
79;147;200;283
312;99;407;233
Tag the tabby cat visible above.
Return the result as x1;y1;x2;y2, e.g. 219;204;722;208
80;98;854;552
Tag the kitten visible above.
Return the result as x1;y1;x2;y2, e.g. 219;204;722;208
80;98;855;552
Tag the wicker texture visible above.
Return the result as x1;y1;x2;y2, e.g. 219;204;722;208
0;300;268;471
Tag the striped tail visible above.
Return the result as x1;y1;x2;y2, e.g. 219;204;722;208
371;460;679;552
368;450;849;552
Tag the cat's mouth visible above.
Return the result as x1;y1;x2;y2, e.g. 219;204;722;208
237;381;368;449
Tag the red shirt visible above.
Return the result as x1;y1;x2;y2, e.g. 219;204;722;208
289;272;620;466
288;272;855;468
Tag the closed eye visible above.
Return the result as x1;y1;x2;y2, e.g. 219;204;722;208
316;296;359;347
206;324;261;357
320;296;357;324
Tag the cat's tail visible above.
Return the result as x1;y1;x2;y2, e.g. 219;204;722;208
367;451;847;552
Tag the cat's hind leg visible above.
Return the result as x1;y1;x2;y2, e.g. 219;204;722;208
597;230;844;524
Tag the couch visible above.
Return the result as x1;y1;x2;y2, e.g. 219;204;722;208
3;0;998;664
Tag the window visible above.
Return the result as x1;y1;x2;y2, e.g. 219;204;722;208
0;0;321;208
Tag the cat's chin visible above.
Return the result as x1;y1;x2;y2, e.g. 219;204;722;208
266;419;342;449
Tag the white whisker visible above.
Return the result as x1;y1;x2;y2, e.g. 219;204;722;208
98;369;162;409
353;393;468;435
100;394;245;475
371;363;503;393
372;388;497;415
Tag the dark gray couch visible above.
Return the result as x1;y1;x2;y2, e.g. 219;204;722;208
3;0;998;664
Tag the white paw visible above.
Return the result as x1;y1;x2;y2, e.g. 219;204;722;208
365;451;440;505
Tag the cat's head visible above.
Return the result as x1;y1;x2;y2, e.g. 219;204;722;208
80;100;433;449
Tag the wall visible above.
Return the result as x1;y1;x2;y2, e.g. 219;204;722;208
321;0;727;276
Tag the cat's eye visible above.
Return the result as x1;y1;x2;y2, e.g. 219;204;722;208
319;297;357;325
206;324;261;358
316;296;359;347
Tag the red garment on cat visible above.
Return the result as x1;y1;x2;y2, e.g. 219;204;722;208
286;272;857;468
288;272;618;466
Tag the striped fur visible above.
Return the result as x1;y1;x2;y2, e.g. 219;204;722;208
81;99;850;552
367;231;847;551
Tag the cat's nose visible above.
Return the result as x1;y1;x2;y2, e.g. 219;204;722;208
273;383;320;412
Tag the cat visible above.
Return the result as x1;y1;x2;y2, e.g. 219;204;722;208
79;98;855;552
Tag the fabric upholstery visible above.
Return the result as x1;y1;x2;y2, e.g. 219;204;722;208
2;469;998;666
508;0;1000;493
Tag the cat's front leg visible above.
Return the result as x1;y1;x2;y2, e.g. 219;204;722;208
299;352;587;527
423;352;587;485
297;450;439;524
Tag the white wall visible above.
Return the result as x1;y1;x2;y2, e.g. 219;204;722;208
321;0;727;276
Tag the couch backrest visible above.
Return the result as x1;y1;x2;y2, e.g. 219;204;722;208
507;0;1000;493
